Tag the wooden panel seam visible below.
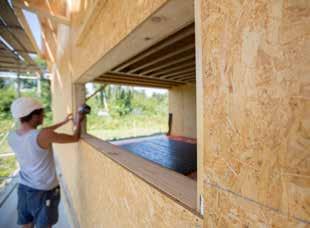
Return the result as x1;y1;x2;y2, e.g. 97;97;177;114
205;180;310;225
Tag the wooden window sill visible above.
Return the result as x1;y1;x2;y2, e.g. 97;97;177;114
81;133;198;213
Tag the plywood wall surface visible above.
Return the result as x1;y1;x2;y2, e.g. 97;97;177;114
199;0;310;226
65;140;202;228
70;0;169;81
169;84;197;138
48;1;203;227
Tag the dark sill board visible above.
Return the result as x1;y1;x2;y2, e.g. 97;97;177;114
114;135;197;175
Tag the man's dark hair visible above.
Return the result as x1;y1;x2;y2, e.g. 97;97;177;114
20;109;44;123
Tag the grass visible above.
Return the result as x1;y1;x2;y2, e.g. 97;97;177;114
87;113;168;141
0;119;17;185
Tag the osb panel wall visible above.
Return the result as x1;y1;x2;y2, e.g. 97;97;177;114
49;23;83;216
199;0;310;226
69;141;202;228
70;0;169;81
49;1;202;227
169;84;197;138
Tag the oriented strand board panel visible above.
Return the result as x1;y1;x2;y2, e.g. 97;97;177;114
70;0;169;81
204;186;308;227
48;1;202;227
198;0;310;226
51;51;202;227
169;84;197;138
68;141;202;228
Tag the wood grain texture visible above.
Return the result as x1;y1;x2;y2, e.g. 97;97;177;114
199;0;310;226
70;0;170;81
48;1;202;227
169;84;197;139
82;134;197;210
75;140;202;228
53;139;202;228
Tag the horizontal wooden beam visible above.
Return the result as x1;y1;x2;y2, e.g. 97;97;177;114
0;47;36;54
0;31;34;64
13;0;70;25
94;78;172;89
141;54;195;75
77;0;194;83
97;77;173;87
0;25;23;30
0;55;19;61
150;61;195;77
107;71;186;84
129;44;195;74
0;36;34;64
178;76;196;82
160;67;196;79
114;25;195;72
169;73;196;80
99;73;183;86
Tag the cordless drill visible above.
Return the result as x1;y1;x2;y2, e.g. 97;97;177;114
78;104;91;115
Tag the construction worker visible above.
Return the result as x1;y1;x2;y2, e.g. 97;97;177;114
8;97;84;228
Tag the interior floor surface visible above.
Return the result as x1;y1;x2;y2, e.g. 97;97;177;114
111;134;197;175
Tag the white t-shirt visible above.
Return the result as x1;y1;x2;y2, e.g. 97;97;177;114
8;129;58;190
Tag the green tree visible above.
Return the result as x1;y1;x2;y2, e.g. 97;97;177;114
0;87;15;119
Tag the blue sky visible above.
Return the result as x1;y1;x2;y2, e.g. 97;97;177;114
23;10;42;49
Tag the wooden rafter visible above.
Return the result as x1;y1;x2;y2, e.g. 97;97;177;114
106;71;186;84
14;7;41;56
128;44;195;74
104;73;183;85
39;16;57;63
160;67;196;79
150;61;195;77
140;54;195;75
114;26;195;72
12;0;69;25
104;22;196;85
95;78;172;89
0;0;42;74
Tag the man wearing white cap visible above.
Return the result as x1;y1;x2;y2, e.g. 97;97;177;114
8;97;84;228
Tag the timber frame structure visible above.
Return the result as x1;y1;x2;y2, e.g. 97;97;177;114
7;0;310;227
0;0;41;73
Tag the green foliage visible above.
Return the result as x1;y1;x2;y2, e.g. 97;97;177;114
34;57;47;70
0;58;50;183
0;87;16;119
0;79;6;89
110;86;133;116
86;84;168;140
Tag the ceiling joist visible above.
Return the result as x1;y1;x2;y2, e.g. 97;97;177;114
0;0;41;74
101;23;196;87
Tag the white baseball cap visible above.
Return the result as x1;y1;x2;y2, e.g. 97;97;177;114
11;97;43;119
